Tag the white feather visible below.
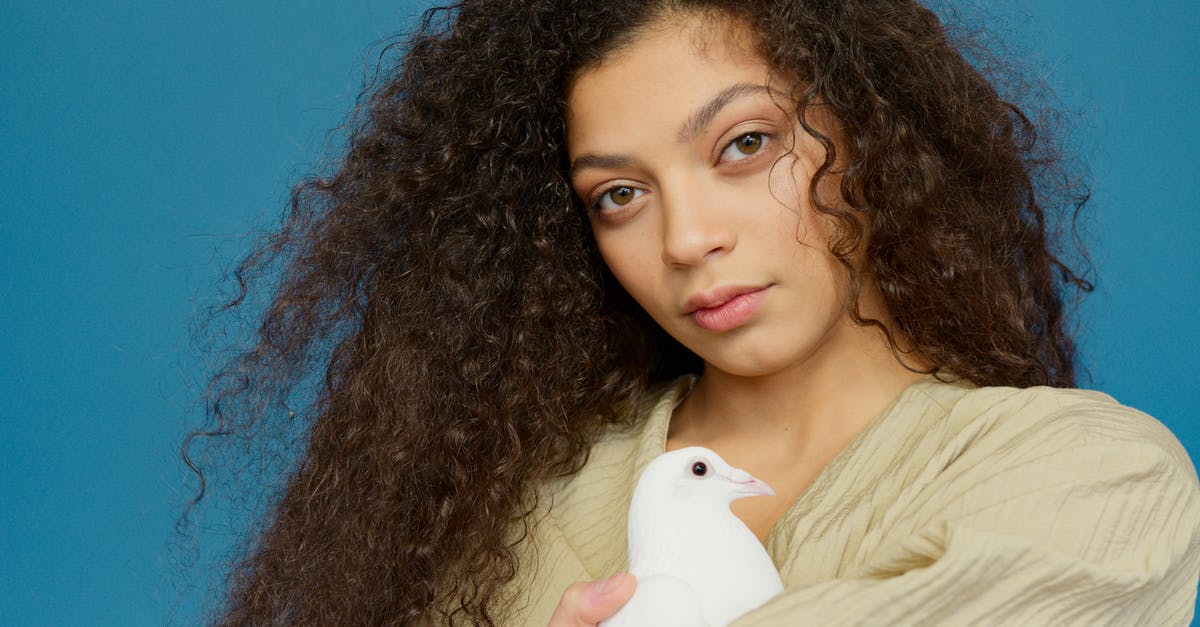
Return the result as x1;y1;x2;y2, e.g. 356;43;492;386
600;446;784;627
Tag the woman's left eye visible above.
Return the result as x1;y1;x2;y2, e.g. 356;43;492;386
719;132;768;163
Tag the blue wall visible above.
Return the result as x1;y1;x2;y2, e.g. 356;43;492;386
1;1;1196;624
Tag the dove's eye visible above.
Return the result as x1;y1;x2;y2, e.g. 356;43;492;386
691;461;708;477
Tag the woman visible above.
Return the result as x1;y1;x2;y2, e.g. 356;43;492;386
189;0;1200;625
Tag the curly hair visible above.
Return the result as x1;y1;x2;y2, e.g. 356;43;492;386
185;0;1091;624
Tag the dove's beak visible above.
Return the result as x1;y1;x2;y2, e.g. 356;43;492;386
733;477;775;497
727;468;776;497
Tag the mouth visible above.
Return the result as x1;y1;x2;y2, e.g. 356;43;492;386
683;285;770;314
684;285;772;332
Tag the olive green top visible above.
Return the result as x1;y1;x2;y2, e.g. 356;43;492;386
504;375;1200;625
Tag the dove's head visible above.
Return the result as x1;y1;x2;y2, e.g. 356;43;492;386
640;446;775;508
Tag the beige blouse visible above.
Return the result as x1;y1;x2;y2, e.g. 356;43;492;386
502;375;1200;625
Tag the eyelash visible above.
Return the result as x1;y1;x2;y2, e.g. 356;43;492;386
718;131;771;164
587;131;772;214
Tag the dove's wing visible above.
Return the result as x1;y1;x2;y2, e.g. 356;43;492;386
691;524;783;626
600;574;711;627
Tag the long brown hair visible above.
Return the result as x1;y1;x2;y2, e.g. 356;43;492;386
184;1;1091;624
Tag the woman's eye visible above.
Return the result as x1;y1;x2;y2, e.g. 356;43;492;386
719;132;767;163
592;185;643;213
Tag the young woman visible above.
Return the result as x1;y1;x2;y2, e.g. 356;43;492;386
190;1;1200;625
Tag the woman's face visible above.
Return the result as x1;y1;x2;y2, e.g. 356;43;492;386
565;18;865;379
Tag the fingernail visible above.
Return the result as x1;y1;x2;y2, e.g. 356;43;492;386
596;573;623;595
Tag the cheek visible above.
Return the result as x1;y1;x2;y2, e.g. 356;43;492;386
768;139;849;250
773;120;843;208
763;154;851;300
593;230;661;305
764;154;820;246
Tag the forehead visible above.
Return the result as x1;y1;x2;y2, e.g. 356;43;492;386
564;17;773;149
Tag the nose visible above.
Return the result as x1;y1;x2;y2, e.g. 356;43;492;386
659;176;737;267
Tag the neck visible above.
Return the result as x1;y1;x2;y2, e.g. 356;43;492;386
669;316;924;464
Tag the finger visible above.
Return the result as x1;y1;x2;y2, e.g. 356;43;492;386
548;573;637;626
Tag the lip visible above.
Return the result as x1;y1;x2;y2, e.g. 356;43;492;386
685;284;771;332
683;284;769;314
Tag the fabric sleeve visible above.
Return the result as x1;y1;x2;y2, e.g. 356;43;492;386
731;437;1200;626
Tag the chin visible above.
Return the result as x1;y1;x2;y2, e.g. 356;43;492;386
700;352;800;379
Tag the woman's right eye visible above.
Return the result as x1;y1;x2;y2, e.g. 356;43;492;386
591;185;644;213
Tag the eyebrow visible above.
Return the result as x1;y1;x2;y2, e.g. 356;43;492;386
677;82;771;143
569;153;636;175
569;81;774;178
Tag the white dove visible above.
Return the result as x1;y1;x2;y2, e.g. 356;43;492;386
600;446;784;627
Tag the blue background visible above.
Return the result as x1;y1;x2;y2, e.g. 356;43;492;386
1;1;1196;624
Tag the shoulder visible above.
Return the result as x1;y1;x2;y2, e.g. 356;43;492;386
545;377;690;506
895;380;1200;568
856;382;1200;621
739;383;1200;625
542;378;693;507
531;377;693;572
909;380;1196;479
499;379;693;624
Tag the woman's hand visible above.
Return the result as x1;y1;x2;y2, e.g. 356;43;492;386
547;572;636;626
